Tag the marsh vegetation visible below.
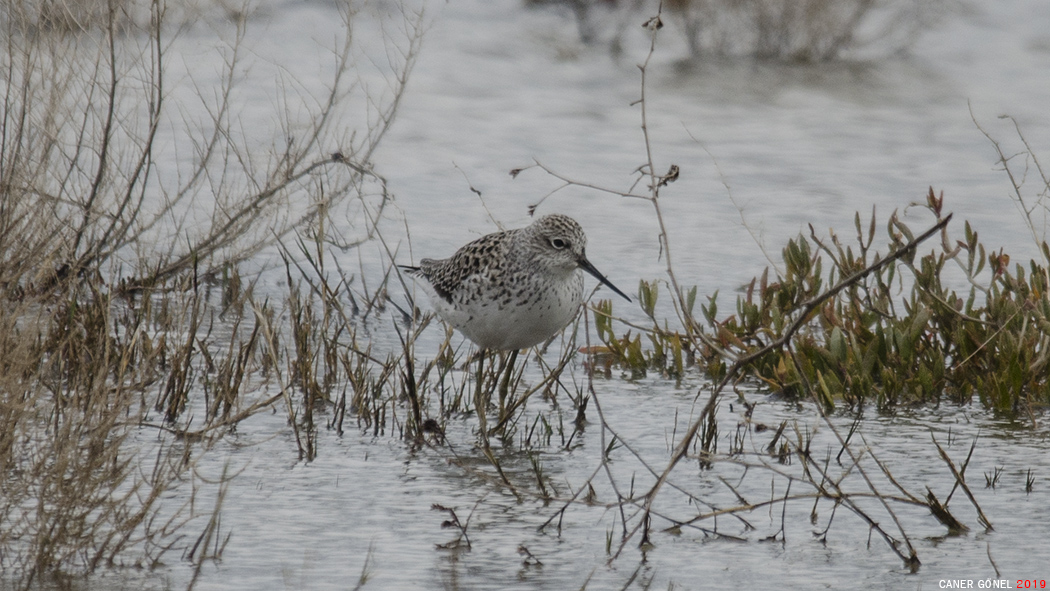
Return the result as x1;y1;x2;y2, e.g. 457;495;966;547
1;0;1047;588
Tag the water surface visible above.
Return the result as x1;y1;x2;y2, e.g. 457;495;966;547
25;0;1050;588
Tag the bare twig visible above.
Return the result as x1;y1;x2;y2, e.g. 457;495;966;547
613;212;951;560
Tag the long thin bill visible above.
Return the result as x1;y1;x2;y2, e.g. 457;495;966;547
578;257;632;302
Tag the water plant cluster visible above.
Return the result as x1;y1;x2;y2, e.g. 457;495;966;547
595;188;1050;417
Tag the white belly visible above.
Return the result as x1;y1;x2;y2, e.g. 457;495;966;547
427;271;584;351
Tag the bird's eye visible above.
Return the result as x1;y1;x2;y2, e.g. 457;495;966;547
550;238;569;249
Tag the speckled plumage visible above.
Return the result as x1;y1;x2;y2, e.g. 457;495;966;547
403;214;630;351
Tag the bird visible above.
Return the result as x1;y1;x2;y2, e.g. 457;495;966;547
401;214;631;352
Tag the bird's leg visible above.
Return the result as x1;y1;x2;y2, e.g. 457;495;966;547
497;349;519;419
474;349;489;437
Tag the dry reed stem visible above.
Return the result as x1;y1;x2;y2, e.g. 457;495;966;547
930;434;993;531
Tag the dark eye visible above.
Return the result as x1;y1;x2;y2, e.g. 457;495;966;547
550;238;569;249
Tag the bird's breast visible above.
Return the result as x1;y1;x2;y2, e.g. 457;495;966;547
440;270;584;350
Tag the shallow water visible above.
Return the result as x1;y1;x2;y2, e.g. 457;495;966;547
161;382;1050;590
13;0;1050;588
181;0;1050;587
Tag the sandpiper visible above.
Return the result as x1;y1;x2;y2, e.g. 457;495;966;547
402;214;631;351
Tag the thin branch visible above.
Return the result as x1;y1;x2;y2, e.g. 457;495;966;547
613;213;952;559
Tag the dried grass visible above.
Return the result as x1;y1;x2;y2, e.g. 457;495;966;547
0;0;422;584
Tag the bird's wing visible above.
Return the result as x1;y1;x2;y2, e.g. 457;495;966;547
418;231;508;304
